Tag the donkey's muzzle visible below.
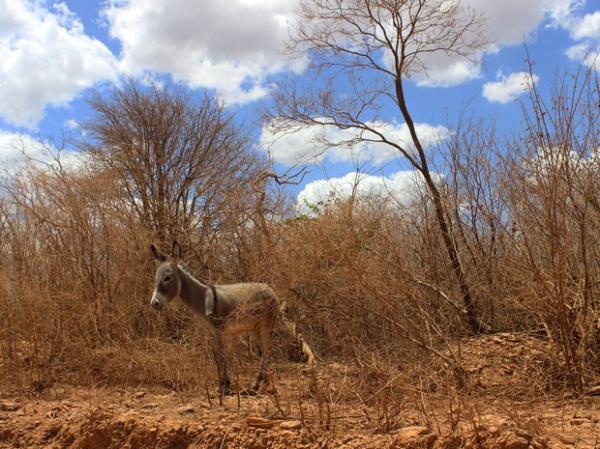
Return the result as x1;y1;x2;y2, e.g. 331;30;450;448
150;290;166;310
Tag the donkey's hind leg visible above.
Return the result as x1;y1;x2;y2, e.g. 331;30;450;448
252;318;275;392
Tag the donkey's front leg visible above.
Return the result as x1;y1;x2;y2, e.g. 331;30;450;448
211;331;231;396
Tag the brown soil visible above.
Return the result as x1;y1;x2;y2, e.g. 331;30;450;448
1;334;600;449
441;332;565;396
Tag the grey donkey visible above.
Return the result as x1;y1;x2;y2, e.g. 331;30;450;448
149;243;316;395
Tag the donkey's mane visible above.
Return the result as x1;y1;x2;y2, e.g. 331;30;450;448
176;262;206;287
176;261;193;276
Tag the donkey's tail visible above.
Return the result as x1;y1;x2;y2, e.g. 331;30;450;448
278;299;318;366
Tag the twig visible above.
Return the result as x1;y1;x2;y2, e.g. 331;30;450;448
219;430;230;449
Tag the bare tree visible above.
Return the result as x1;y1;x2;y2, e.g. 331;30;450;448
269;0;488;333
81;80;262;245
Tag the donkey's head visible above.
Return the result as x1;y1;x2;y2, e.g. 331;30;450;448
149;242;182;310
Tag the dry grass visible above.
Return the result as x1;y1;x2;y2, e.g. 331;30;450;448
0;69;599;411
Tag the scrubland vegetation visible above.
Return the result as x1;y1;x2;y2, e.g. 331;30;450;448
0;64;598;400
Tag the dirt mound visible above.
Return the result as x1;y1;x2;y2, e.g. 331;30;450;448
437;333;568;396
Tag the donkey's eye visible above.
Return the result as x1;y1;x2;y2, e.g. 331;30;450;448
163;275;172;283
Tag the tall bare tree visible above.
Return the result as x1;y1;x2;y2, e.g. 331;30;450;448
81;80;261;245
269;0;489;333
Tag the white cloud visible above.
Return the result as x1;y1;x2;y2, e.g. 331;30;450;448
414;0;581;87
416;59;481;88
0;1;118;127
482;71;539;104
103;0;302;105
0;131;47;166
525;146;600;185
465;0;563;45
65;119;79;130
260;119;450;166
0;0;589;124
571;10;600;40
296;170;440;215
546;0;585;25
566;41;599;69
553;5;600;70
0;131;84;174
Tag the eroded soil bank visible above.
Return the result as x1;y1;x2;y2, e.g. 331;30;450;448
2;335;600;448
1;380;599;449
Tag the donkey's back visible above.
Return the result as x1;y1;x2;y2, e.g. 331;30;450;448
214;282;280;335
216;282;317;365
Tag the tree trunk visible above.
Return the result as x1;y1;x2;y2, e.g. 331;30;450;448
395;79;487;334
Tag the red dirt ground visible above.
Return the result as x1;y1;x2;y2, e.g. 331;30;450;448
1;334;600;448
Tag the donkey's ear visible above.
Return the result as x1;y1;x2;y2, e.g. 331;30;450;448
149;244;167;262
171;241;182;262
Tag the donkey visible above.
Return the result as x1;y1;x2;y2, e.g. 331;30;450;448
149;243;316;395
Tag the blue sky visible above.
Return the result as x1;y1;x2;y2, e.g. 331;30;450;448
1;0;599;209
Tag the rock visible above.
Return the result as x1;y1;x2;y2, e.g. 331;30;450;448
0;401;20;412
394;426;437;449
246;416;274;428
501;430;532;449
279;420;302;430
396;426;430;440
339;435;355;444
177;404;195;415
514;429;532;438
142;403;158;410
558;434;576;445
135;391;146;398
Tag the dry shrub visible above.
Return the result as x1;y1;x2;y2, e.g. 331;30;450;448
501;66;600;391
0;68;599;403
